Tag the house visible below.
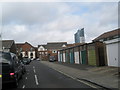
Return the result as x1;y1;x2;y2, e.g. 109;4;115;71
2;40;17;54
16;42;36;60
38;42;67;61
37;45;48;60
93;28;120;67
47;42;67;60
47;42;67;52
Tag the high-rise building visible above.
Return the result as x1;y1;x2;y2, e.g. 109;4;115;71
74;30;80;43
74;28;85;43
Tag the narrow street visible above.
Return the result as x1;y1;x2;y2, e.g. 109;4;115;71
12;60;93;89
1;2;119;90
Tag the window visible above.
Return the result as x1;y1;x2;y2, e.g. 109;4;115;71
30;52;33;58
30;53;33;57
0;52;11;64
30;48;33;51
62;44;66;47
104;38;107;41
13;55;19;66
107;38;110;40
39;48;43;51
2;46;5;50
20;48;22;51
99;39;103;42
109;36;113;40
52;50;57;53
113;35;118;39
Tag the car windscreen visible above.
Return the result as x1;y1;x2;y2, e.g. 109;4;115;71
50;56;54;58
23;58;28;61
0;52;11;64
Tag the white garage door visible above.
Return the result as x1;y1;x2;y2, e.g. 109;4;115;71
63;53;66;62
106;42;119;67
74;51;80;64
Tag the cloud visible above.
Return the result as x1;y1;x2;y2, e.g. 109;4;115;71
0;0;119;2
2;25;28;41
78;2;118;40
2;2;71;25
41;15;85;33
2;2;118;46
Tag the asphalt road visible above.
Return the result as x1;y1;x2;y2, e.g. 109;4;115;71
4;60;94;89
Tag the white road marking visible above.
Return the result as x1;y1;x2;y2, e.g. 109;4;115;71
22;85;25;88
26;77;27;79
33;69;36;73
76;79;97;88
33;66;35;69
34;75;39;85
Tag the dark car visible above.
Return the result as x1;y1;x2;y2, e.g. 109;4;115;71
22;58;31;65
49;56;55;62
19;60;26;74
0;51;23;88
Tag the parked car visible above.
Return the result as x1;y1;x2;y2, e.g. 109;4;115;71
49;56;55;62
31;58;34;61
22;58;31;65
36;58;40;61
19;60;26;74
0;51;23;88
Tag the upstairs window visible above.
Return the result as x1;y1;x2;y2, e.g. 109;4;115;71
62;44;66;47
52;50;57;53
113;35;119;39
40;48;44;51
30;48;33;51
20;48;22;51
99;39;103;42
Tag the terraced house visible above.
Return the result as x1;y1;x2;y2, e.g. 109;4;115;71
2;40;17;54
16;42;37;60
37;42;68;61
37;45;48;61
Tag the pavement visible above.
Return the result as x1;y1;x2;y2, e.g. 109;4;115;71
40;61;120;90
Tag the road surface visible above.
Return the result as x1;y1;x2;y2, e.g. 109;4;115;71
3;60;94;89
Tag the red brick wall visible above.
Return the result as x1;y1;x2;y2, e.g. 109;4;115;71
21;43;35;52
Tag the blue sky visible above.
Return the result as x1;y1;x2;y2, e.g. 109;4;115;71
0;1;118;46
